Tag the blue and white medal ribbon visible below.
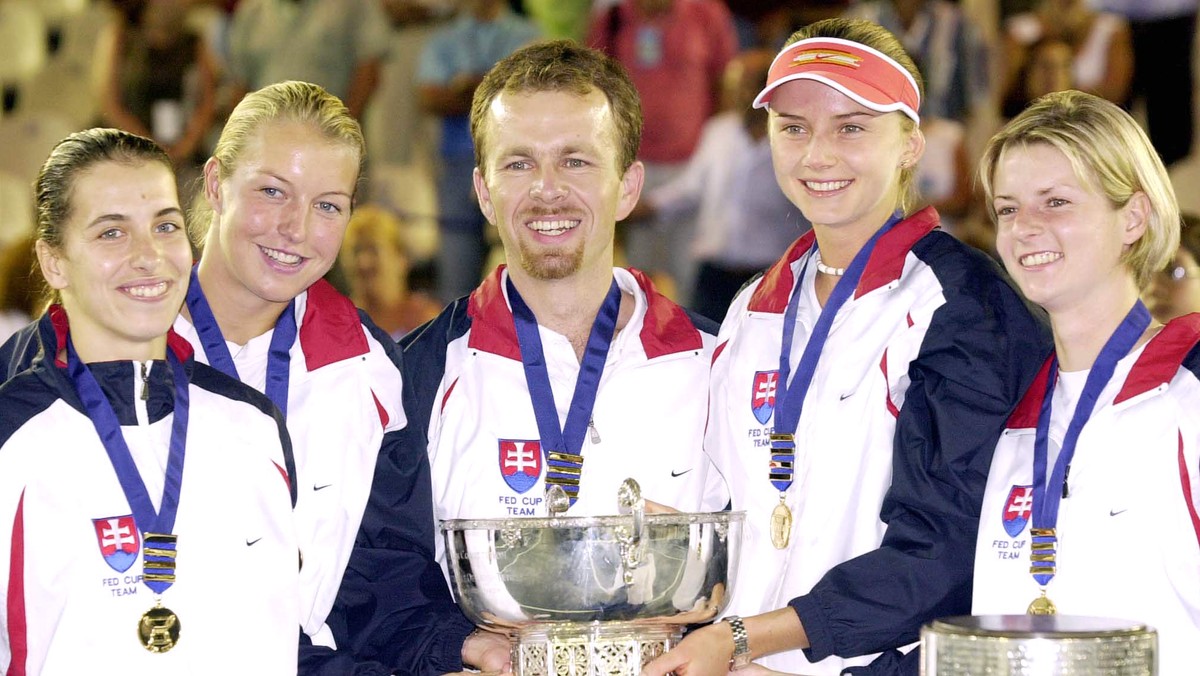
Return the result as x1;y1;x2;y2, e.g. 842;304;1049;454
1027;300;1151;614
66;334;190;651
768;212;900;548
508;276;621;510
184;266;297;417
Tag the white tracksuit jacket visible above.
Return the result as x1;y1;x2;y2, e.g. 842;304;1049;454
0;310;298;675
402;266;729;576
974;313;1200;676
708;207;1051;674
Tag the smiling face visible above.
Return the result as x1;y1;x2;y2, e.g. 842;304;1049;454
767;79;922;248
991;142;1147;318
473;88;643;284
201;120;359;320
37;160;190;362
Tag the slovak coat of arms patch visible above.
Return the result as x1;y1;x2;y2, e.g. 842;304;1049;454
94;514;140;573
1002;484;1033;538
751;370;779;425
499;439;542;494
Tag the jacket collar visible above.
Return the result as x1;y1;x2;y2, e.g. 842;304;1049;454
747;206;940;313
1007;314;1200;428
296;279;370;370
466;265;704;361
43;304;194;369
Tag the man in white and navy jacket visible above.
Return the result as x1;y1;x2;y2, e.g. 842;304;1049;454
399;40;730;587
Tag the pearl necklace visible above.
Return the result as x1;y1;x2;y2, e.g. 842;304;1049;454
813;252;845;277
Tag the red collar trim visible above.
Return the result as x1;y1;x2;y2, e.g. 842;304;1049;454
1115;313;1200;404
47;304;195;367
298;279;370;371
1007;314;1200;427
747;207;940;313
1006;356;1054;429
466;266;703;361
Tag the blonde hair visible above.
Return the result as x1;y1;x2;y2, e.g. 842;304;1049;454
786;18;926;212
191;80;365;247
979;90;1179;289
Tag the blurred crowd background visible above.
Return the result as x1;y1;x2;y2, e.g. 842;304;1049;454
1;0;1198;340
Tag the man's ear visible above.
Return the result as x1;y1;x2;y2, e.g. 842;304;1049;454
473;167;497;225
614;160;645;222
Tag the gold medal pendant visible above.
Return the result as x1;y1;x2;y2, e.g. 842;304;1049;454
1027;591;1057;616
138;602;181;652
770;500;792;549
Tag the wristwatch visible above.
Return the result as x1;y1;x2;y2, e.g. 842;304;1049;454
725;615;752;670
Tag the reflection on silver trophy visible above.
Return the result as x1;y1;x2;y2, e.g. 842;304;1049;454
442;479;744;675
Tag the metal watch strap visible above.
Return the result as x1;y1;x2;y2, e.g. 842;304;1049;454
726;615;751;669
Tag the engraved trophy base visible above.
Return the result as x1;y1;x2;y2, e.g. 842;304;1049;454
921;615;1157;675
514;622;681;676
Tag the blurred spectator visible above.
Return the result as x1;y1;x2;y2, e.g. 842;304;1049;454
0;235;40;344
522;0;591;41
750;2;853;50
846;0;985;232
588;0;738;304
913;116;972;230
227;0;391;119
633;49;808;322
1095;0;1196;167
1002;0;1133;108
846;0;991;123
99;0;218;199
340;205;441;339
1001;35;1074;117
367;0;443;255
417;0;539;303
1146;212;1200;323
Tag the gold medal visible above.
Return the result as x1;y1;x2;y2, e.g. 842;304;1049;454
1027;592;1057;616
770;500;792;549
138;603;181;652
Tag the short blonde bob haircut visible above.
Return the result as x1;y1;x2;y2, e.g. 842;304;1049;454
979;90;1179;290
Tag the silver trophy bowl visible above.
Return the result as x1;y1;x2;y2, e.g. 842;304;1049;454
921;615;1157;675
442;481;743;675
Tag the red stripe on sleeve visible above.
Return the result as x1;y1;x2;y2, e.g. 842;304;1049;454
880;350;899;418
371;390;389;428
1178;431;1200;551
440;378;459;415
7;491;27;676
273;462;292;494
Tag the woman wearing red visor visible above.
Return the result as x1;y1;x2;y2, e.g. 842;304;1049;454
643;19;1050;676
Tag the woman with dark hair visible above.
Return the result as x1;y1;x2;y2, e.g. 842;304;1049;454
0;128;297;673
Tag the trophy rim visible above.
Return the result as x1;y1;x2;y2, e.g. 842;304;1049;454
926;614;1156;639
440;509;745;531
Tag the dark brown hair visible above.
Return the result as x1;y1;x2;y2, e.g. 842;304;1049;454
36;128;171;249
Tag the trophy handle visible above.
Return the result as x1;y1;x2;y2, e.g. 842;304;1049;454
617;478;646;585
